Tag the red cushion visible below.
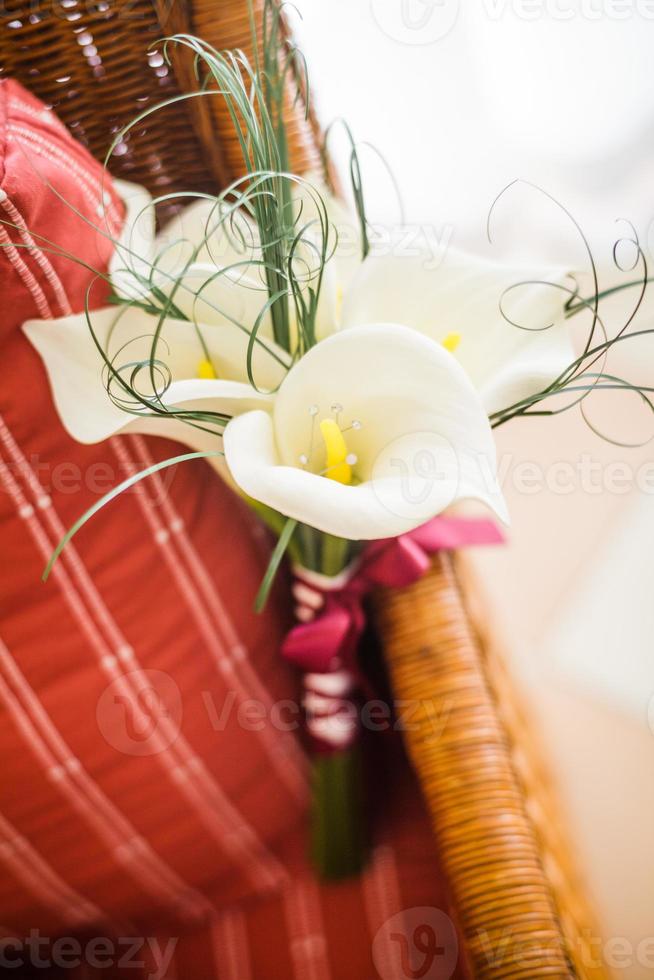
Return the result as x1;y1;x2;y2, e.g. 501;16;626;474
0;78;306;932
0;80;462;980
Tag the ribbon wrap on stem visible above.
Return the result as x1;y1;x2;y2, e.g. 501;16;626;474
282;516;503;752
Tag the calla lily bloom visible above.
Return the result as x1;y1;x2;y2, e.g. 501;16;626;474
115;177;337;344
23;304;286;464
22;177;577;539
288;178;574;412
223;323;508;539
110;180;572;420
340;245;574;416
150;194;280;334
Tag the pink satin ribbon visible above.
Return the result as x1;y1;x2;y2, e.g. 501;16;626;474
282;516;503;751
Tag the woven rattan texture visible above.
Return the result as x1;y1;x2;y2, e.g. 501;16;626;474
0;0;319;211
374;552;609;980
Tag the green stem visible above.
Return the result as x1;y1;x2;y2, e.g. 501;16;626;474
311;745;366;880
320;533;351;577
302;528;365;878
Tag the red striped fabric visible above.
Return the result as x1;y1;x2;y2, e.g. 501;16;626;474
0;79;468;979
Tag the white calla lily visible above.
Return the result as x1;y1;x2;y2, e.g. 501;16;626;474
223;324;508;539
150;177;339;341
340;244;574;416
108;178;574;421
152;195;277;333
23;176;576;539
23;305;287;468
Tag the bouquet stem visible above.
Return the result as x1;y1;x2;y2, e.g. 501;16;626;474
310;744;366;879
319;532;351;577
271;523;366;878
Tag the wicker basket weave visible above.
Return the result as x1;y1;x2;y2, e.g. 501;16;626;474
374;553;607;979
0;0;319;215
1;3;609;977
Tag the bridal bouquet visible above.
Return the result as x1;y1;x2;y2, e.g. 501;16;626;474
15;6;651;877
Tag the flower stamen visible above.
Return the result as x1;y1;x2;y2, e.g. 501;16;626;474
442;332;461;353
319;418;352;485
330;402;343;426
197;358;217;379
341;419;362;434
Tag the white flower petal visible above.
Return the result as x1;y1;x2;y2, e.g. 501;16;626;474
110;180;157;301
224;410;417;538
153;198;277;337
341;244;574;414
292;175;362;335
23;306;275;447
152;182;359;343
224;325;507;539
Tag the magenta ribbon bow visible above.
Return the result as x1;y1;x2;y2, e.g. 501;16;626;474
282;516;504;680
